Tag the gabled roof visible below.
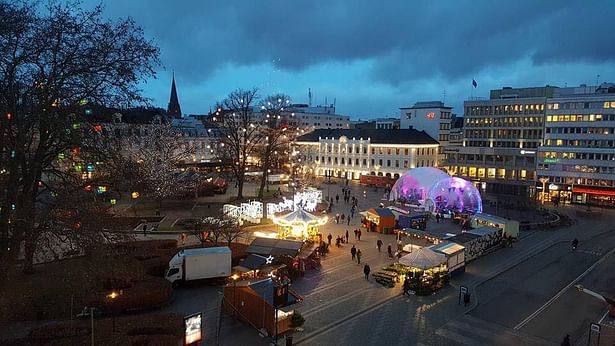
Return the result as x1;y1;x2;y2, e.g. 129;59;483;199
248;279;299;307
295;129;438;145
368;208;395;218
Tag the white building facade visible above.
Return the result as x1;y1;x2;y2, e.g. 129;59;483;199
399;101;452;164
293;129;439;180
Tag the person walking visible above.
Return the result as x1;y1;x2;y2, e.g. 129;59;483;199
354;229;358;240
336;213;340;224
181;233;187;245
351;245;357;261
377;239;383;252
363;264;371;280
358;229;362;241
345;230;349;243
327;233;332;246
336;194;339;203
356;249;362;264
387;244;393;258
403;276;411;296
347;215;351;225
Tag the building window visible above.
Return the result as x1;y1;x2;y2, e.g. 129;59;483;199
379;159;383;166
395;160;399;168
404;148;409;155
387;159;391;167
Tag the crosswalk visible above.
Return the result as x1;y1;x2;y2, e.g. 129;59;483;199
436;315;554;346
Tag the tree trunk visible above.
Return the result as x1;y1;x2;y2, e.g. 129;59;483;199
258;168;268;199
237;178;244;199
22;224;38;274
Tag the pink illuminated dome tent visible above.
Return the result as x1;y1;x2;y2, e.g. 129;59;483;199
388;167;450;204
425;177;483;214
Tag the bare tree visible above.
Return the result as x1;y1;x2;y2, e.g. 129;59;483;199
219;220;245;247
0;1;159;276
257;94;293;199
215;88;262;200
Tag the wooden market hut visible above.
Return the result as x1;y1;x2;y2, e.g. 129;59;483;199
365;208;396;234
223;278;301;337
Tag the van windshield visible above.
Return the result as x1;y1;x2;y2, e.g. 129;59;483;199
167;268;180;277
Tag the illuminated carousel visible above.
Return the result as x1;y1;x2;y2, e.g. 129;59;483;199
272;207;328;241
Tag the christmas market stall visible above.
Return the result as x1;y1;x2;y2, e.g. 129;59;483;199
397;247;448;295
272;208;327;241
246;237;318;278
232;254;287;281
470;213;519;239
446;226;503;262
363;208;396;234
429;241;466;276
223;278;302;338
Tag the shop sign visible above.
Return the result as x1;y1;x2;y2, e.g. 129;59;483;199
590;323;601;333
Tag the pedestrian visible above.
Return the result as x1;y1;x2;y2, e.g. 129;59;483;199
347;215;351;225
345;230;349;243
351;245;357;261
143;223;147;236
356;249;362;264
387;244;393;258
436;213;440;223
341;213;345;221
354;229;358;239
327;233;332;246
336;236;341;247
181;232;186;245
336;213;340;223
377;239;383;252
561;334;571;346
403;276;411;296
358;229;362;241
336;194;339;203
363;264;371;280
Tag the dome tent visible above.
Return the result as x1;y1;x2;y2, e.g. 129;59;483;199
425;177;482;214
388;167;450;203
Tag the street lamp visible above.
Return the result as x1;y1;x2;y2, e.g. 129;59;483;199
539;177;549;204
106;290;123;333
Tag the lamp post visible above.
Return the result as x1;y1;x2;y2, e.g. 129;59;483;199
106;290;122;334
539;177;549;205
231;274;239;318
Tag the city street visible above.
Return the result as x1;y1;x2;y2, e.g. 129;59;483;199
136;181;615;346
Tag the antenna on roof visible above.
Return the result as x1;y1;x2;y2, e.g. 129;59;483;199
596;74;601;85
308;88;312;107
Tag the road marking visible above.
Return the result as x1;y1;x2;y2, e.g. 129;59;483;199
598;309;610;323
295;293;399;344
513;245;615;330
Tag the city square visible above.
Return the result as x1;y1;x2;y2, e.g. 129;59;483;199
1;1;615;346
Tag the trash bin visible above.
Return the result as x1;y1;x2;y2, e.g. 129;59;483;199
463;292;470;305
286;335;293;346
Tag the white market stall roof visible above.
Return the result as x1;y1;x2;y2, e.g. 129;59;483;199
471;213;518;225
274;208;324;224
399;247;446;270
430;241;465;256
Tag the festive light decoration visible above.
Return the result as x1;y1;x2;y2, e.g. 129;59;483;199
79;99;88;106
96;186;107;194
426;177;483;214
85;109;92;116
57;153;65;160
131;191;140;199
74;164;83;172
86;163;95;172
272;208;328;240
110;198;117;205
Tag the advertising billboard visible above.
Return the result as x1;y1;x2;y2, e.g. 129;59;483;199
184;312;202;345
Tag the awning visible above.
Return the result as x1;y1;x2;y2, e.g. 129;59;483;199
297;243;319;260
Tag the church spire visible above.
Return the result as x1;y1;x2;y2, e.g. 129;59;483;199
167;72;182;119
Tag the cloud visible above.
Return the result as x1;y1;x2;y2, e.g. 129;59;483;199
83;0;615;117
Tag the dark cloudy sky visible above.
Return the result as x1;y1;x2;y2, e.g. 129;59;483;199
84;0;615;119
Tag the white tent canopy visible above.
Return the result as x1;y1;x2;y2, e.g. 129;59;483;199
399;247;446;270
276;208;322;224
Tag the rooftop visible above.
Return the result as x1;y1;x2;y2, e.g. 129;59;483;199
295;128;438;145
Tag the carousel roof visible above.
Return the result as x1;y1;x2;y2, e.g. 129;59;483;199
275;208;323;224
399;247;446;269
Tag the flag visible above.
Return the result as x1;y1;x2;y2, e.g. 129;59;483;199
472;79;477;88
